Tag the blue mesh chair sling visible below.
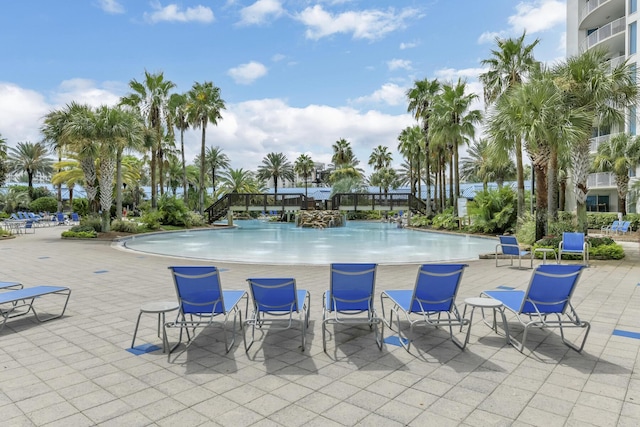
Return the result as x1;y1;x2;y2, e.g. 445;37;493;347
380;263;469;351
322;263;382;352
481;264;589;352
245;278;310;352
163;266;248;360
496;235;532;269
558;232;588;265
601;220;620;235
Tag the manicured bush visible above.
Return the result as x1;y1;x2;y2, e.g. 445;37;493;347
29;197;58;214
432;208;458;230
140;211;162;230
72;198;89;216
111;219;139;233
61;230;97;239
410;214;431;227
533;235;624;260
467;187;517;234
79;215;102;232
158;195;190;226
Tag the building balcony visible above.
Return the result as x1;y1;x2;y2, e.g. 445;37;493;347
580;0;624;27
590;134;611;153
581;16;626;52
588;171;616;188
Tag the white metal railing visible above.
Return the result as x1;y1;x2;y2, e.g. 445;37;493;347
587;172;616;187
608;55;626;71
580;0;612;22
582;16;626;51
590;134;611;153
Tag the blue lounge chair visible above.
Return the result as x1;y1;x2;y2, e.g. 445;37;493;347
0;286;71;332
618;221;631;235
322;263;382;351
22;219;36;234
70;213;80;225
558;232;588;265
380;263;469;351
481;264;589;352
601;220;621;235
244;277;310;352
56;213;66;225
163;266;248;360
496;235;532;269
0;282;23;291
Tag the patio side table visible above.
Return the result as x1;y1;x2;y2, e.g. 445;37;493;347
131;301;179;352
533;247;558;264
461;297;510;347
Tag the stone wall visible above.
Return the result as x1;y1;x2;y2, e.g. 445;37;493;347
296;211;344;228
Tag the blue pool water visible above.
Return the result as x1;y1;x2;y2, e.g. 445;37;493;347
121;220;497;265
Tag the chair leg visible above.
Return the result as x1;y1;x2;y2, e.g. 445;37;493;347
131;310;144;349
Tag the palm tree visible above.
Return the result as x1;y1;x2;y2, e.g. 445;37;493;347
41;109;70;212
330;176;367;197
331;138;356;167
120;70;175;209
257;152;295;195
186;81;225;214
6;141;53;198
369;167;399;196
51;158;85;210
397;125;424;198
555;49;639;232
406;78;441;215
593;133;640;216
368;145;392;171
218;168;261;195
168;92;189;202
480;31;540;219
204;146;230;197
0;133;7;186
431;78;482;215
294;154;315;198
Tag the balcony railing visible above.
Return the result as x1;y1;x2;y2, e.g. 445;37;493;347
580;0;612;22
587;172;616;188
590;134;611;153
582;16;625;51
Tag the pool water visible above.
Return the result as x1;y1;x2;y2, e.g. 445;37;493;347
121;220;497;265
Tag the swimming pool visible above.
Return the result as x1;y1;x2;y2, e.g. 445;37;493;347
120;220;497;265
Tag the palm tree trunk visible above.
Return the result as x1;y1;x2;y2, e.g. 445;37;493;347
534;163;548;240
181;129;187;203
116;148;123;220
425;144;432;215
547;146;558;232
617;175;630;216
515;137;525;220
199;126;206;214
150;151;157;209
454;142;460;216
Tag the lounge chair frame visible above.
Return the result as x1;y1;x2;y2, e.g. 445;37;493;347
481;264;589;353
0;286;71;332
380;264;469;351
322;263;383;352
163;266;248;360
244;278;310;352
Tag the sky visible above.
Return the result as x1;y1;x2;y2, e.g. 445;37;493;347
0;0;567;178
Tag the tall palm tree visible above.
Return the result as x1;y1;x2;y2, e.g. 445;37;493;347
555;48;639;232
41;109;70;212
204;146;230;197
431;78;482;215
406;78;441;215
369;167;399;196
186;81;225;214
368;145;392;171
218;168;261;195
51;158;84;210
168;93;190;202
257;152;294;195
6;141;53;198
0;133;7;186
331;138;356;167
120;70;175;209
593;133;640;216
480;31;540;219
294;154;315;198
461;139;492;190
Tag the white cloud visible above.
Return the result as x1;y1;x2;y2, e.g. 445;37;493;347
238;0;284;25
477;30;506;45
508;0;565;34
295;5;419;40
144;3;214;24
51;79;122;107
399;41;418;50
271;53;286;62
434;67;486;82
351;83;407;107
227;61;268;85
0;83;50;144
387;59;412;71
98;0;124;14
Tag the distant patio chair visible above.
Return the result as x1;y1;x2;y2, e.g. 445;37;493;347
496;235;532;269
618;221;631;235
601;220;620;235
558;232;588;265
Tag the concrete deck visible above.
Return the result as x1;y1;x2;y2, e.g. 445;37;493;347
1;225;640;426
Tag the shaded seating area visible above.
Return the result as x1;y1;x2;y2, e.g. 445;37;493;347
322;263;382;351
380;263;469;351
558;232;588;265
163;266;248;360
495;235;532;269
244;277;310;352
0;286;71;332
480;264;589;352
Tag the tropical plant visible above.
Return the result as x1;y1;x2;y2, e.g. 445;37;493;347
467;187;517;234
6;141;53;198
330;176;366;196
294;153;315;198
592;133;640;216
168;92;189;202
0;186;29;213
257;152;294;195
204;146;230;196
186;81;225;213
0;133;7;186
218;168;262;195
480;31;540;220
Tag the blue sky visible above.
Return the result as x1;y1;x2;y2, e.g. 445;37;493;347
0;0;566;177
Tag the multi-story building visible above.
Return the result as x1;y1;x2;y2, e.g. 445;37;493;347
567;0;638;213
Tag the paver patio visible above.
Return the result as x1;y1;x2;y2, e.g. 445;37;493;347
1;225;639;426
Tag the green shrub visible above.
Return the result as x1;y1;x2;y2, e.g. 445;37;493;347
467;187;516;234
587;212;619;230
140;211;163;230
590;243;625;259
158;195;189;226
410;214;431;227
515;212;536;245
31;186;53;200
624;213;640;231
186;211;206;227
29;197;58;213
62;230;97;238
111;219;139;233
79;215;102;232
72;198;89;216
533;235;624;260
432;208;458;230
